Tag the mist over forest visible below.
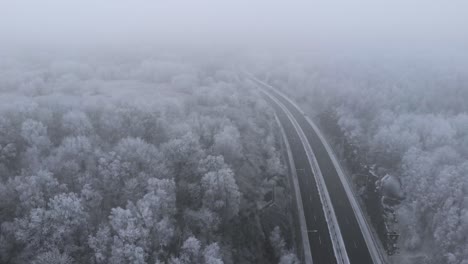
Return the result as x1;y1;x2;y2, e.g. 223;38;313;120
249;52;468;263
1;1;468;264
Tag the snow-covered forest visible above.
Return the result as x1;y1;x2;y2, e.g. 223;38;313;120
1;1;467;263
252;53;468;263
0;52;299;264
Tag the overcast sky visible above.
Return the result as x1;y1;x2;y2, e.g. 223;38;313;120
1;1;467;52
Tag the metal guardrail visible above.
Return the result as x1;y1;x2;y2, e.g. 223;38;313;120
260;88;350;264
274;114;314;264
246;72;387;264
306;117;388;264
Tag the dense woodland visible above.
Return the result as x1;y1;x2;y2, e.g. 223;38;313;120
0;53;299;264
252;53;468;264
2;49;466;264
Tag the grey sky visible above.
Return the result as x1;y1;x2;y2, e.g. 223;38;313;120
1;1;467;51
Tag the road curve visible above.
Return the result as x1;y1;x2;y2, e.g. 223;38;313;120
249;75;381;264
263;89;337;263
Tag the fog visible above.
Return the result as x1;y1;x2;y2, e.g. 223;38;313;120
2;0;468;53
1;2;468;264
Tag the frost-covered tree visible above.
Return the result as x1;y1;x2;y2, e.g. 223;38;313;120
88;225;112;264
212;124;243;164
203;242;223;264
162;132;204;179
62;110;93;136
201;168;241;222
12;193;87;262
0;55;295;264
269;226;299;264
114;137;165;178
174;236;201;263
47;136;96;191
21;119;50;150
198;155;229;175
169;237;224;264
19;119;51;172
90;178;177;264
10;171;66;216
0;143;16;165
32;249;74;264
262;55;468;262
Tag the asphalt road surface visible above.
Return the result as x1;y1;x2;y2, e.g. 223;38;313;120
265;87;374;264
262;93;337;264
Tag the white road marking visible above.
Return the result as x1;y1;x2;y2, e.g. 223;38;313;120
318;235;322;245
353;240;358;248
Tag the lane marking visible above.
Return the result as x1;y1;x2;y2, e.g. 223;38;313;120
257;82;349;264
272;112;313;264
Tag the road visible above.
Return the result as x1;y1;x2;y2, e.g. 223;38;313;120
255;79;376;264
262;92;337;264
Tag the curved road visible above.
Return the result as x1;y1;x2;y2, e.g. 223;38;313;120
263;90;337;264
252;77;376;264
